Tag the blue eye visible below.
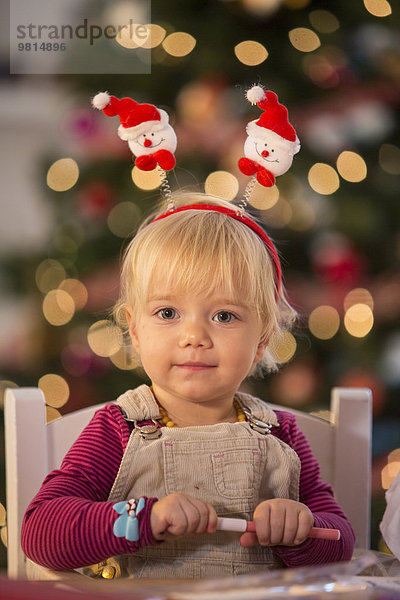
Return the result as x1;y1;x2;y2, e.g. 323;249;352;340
213;311;235;323
157;308;177;320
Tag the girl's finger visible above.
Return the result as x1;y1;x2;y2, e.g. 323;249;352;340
254;505;272;546
239;531;258;548
281;509;300;545
269;504;286;546
294;510;314;545
206;505;218;533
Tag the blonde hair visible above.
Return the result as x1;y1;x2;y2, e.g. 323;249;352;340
113;192;296;374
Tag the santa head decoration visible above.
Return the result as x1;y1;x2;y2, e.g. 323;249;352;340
92;92;177;172
238;85;300;188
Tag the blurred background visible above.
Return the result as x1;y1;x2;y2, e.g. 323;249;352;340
0;0;399;568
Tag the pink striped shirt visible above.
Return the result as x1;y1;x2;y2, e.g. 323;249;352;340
21;402;355;571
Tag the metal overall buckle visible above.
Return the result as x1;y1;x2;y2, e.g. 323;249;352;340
134;419;162;440
242;406;273;435
121;408;162;440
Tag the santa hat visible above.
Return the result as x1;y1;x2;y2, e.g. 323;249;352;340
245;85;300;153
92;92;170;141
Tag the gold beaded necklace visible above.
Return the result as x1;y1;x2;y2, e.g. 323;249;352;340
157;398;246;427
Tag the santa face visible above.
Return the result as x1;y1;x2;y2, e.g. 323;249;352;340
244;126;297;176
127;123;177;157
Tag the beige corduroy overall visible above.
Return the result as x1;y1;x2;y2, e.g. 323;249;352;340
103;384;301;579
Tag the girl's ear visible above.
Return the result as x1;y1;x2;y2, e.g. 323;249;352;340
254;329;270;364
254;340;267;364
125;307;140;353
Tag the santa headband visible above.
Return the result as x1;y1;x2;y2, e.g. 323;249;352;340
245;87;300;150
92;92;171;141
91;84;300;300
152;203;282;301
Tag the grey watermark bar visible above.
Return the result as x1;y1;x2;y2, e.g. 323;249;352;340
10;0;151;75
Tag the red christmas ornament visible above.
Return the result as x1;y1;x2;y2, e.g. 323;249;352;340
78;182;114;219
312;235;366;285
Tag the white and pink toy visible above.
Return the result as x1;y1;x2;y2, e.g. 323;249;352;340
92;92;177;172
238;85;300;188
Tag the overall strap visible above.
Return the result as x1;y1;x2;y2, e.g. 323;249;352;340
115;385;161;421
235;392;280;428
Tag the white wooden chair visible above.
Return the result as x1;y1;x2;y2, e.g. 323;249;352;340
5;386;372;579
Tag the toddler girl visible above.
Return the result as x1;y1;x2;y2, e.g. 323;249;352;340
21;193;355;578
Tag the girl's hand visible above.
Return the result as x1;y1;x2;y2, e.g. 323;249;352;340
150;492;218;540
240;499;314;548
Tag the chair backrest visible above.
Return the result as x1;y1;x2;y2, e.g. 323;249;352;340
5;386;372;578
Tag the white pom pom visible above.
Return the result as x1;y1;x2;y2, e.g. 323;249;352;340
246;85;265;105
92;92;111;110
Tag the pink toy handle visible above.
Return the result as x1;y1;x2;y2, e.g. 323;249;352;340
216;517;340;540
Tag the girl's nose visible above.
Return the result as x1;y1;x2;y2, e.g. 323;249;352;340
261;150;269;157
144;138;152;147
178;321;212;348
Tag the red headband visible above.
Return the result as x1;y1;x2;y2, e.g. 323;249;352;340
152;204;282;301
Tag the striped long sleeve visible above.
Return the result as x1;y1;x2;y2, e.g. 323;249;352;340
21;402;354;570
271;410;355;566
21;403;159;570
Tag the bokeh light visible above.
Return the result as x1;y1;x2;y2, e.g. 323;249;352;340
260;197;293;228
302;47;347;89
288;194;316;231
115;23;166;49
363;0;392;17
38;373;70;408
1;525;7;547
234;41;268;66
108;201;142;238
177;81;219;126
0;503;5;527
269;331;297;363
162;32;196;57
309;10;340;34
344;303;374;337
42;289;75;326
388;448;400;464
131;166;164;190
115;23;143;48
308;305;340;340
141;24;167;49
53;233;79;254
336;151;367;183
204;171;239;201
47;158;79;192
271;362;318;407
242;0;281;17
308;163;340;195
289;28;321;52
379;143;400;175
87;320;123;357
59;279;88;310
344;288;374;312
109;346;141;370
382;448;400;489
46;407;62;423
35;259;66;293
248;184;279;210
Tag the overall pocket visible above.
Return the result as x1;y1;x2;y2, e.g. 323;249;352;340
211;448;263;500
162;433;266;513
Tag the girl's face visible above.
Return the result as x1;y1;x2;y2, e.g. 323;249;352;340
126;284;266;412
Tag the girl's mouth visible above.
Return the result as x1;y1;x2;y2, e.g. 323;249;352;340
175;362;216;371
